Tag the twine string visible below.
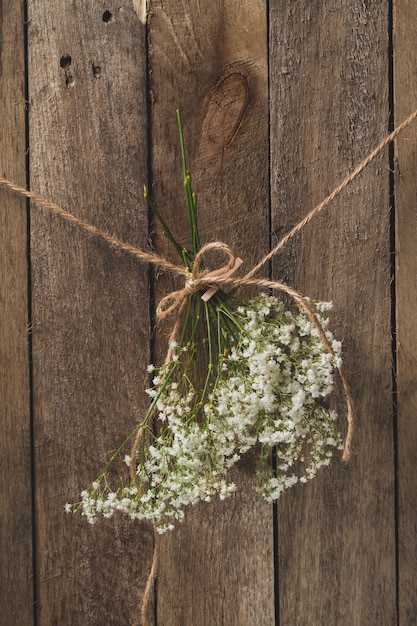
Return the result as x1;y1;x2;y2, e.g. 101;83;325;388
137;268;354;626
0;178;186;278
244;107;417;281
1;107;416;285
141;525;159;626
154;242;243;363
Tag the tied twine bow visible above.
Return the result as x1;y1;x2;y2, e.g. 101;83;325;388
2;107;417;470
156;241;243;361
157;241;243;316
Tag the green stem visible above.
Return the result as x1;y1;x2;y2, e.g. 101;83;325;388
185;176;199;254
96;357;182;483
199;302;215;408
176;109;188;179
144;186;186;260
176;110;201;255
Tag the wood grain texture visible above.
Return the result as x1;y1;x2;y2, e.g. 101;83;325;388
6;1;417;624
0;2;34;624
27;2;152;624
270;2;396;624
147;1;275;624
393;1;417;623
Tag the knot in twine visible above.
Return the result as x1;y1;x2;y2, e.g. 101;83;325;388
156;241;243;318
155;242;243;364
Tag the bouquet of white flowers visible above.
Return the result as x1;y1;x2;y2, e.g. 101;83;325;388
66;112;345;533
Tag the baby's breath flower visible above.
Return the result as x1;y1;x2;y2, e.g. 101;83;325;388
68;293;343;532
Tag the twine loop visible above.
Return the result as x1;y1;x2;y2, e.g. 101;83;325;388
156;241;243;321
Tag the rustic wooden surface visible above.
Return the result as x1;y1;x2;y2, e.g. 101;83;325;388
0;2;34;624
270;2;396;624
147;1;274;624
2;0;417;624
393;1;417;623
27;2;152;624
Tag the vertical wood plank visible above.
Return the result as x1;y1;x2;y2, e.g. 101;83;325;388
0;2;34;623
147;1;275;624
270;2;396;624
393;1;417;622
27;2;152;624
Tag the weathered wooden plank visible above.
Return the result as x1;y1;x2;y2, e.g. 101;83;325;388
0;2;34;624
270;2;396;624
147;1;274;624
393;1;417;623
27;2;151;624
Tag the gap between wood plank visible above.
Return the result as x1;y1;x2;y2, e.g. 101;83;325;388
23;0;38;622
388;0;400;623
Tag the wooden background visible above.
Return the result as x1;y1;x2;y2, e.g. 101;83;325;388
1;1;416;624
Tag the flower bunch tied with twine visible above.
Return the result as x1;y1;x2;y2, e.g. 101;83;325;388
66;111;350;533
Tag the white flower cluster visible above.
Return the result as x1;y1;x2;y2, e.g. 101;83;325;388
67;294;343;533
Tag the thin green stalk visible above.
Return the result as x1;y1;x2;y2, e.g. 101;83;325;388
144;186;185;260
176;109;188;179
216;302;248;338
95;357;183;483
96;425;143;483
176;110;201;255
199;302;215;408
185;177;201;254
179;295;203;350
190;189;199;253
